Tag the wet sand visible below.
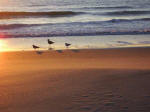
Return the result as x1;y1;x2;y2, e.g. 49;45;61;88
0;48;150;112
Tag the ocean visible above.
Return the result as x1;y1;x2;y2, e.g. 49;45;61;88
0;0;150;51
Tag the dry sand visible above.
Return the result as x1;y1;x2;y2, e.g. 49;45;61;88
0;48;150;112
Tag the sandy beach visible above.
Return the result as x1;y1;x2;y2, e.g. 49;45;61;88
0;47;150;112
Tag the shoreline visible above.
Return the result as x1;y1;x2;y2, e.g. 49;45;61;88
0;35;150;52
1;46;150;53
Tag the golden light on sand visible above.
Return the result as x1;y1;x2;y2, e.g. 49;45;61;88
0;40;7;51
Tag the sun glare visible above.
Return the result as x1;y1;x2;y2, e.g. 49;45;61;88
0;40;6;51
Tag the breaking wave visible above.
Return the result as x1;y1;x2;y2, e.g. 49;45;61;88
0;18;150;29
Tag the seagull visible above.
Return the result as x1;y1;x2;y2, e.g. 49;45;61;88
65;43;71;48
48;39;55;49
48;39;54;45
32;45;40;50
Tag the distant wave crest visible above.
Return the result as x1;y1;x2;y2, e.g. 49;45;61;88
82;6;132;9
0;11;81;19
108;18;150;22
106;10;150;16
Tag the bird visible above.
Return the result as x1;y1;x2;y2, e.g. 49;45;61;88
48;39;54;45
32;44;40;50
65;43;71;49
48;39;55;49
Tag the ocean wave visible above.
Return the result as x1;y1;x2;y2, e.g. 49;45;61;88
0;24;39;30
82;6;133;9
0;18;150;30
106;10;150;16
1;30;150;38
108;18;150;22
0;17;150;38
141;18;150;21
0;11;82;19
